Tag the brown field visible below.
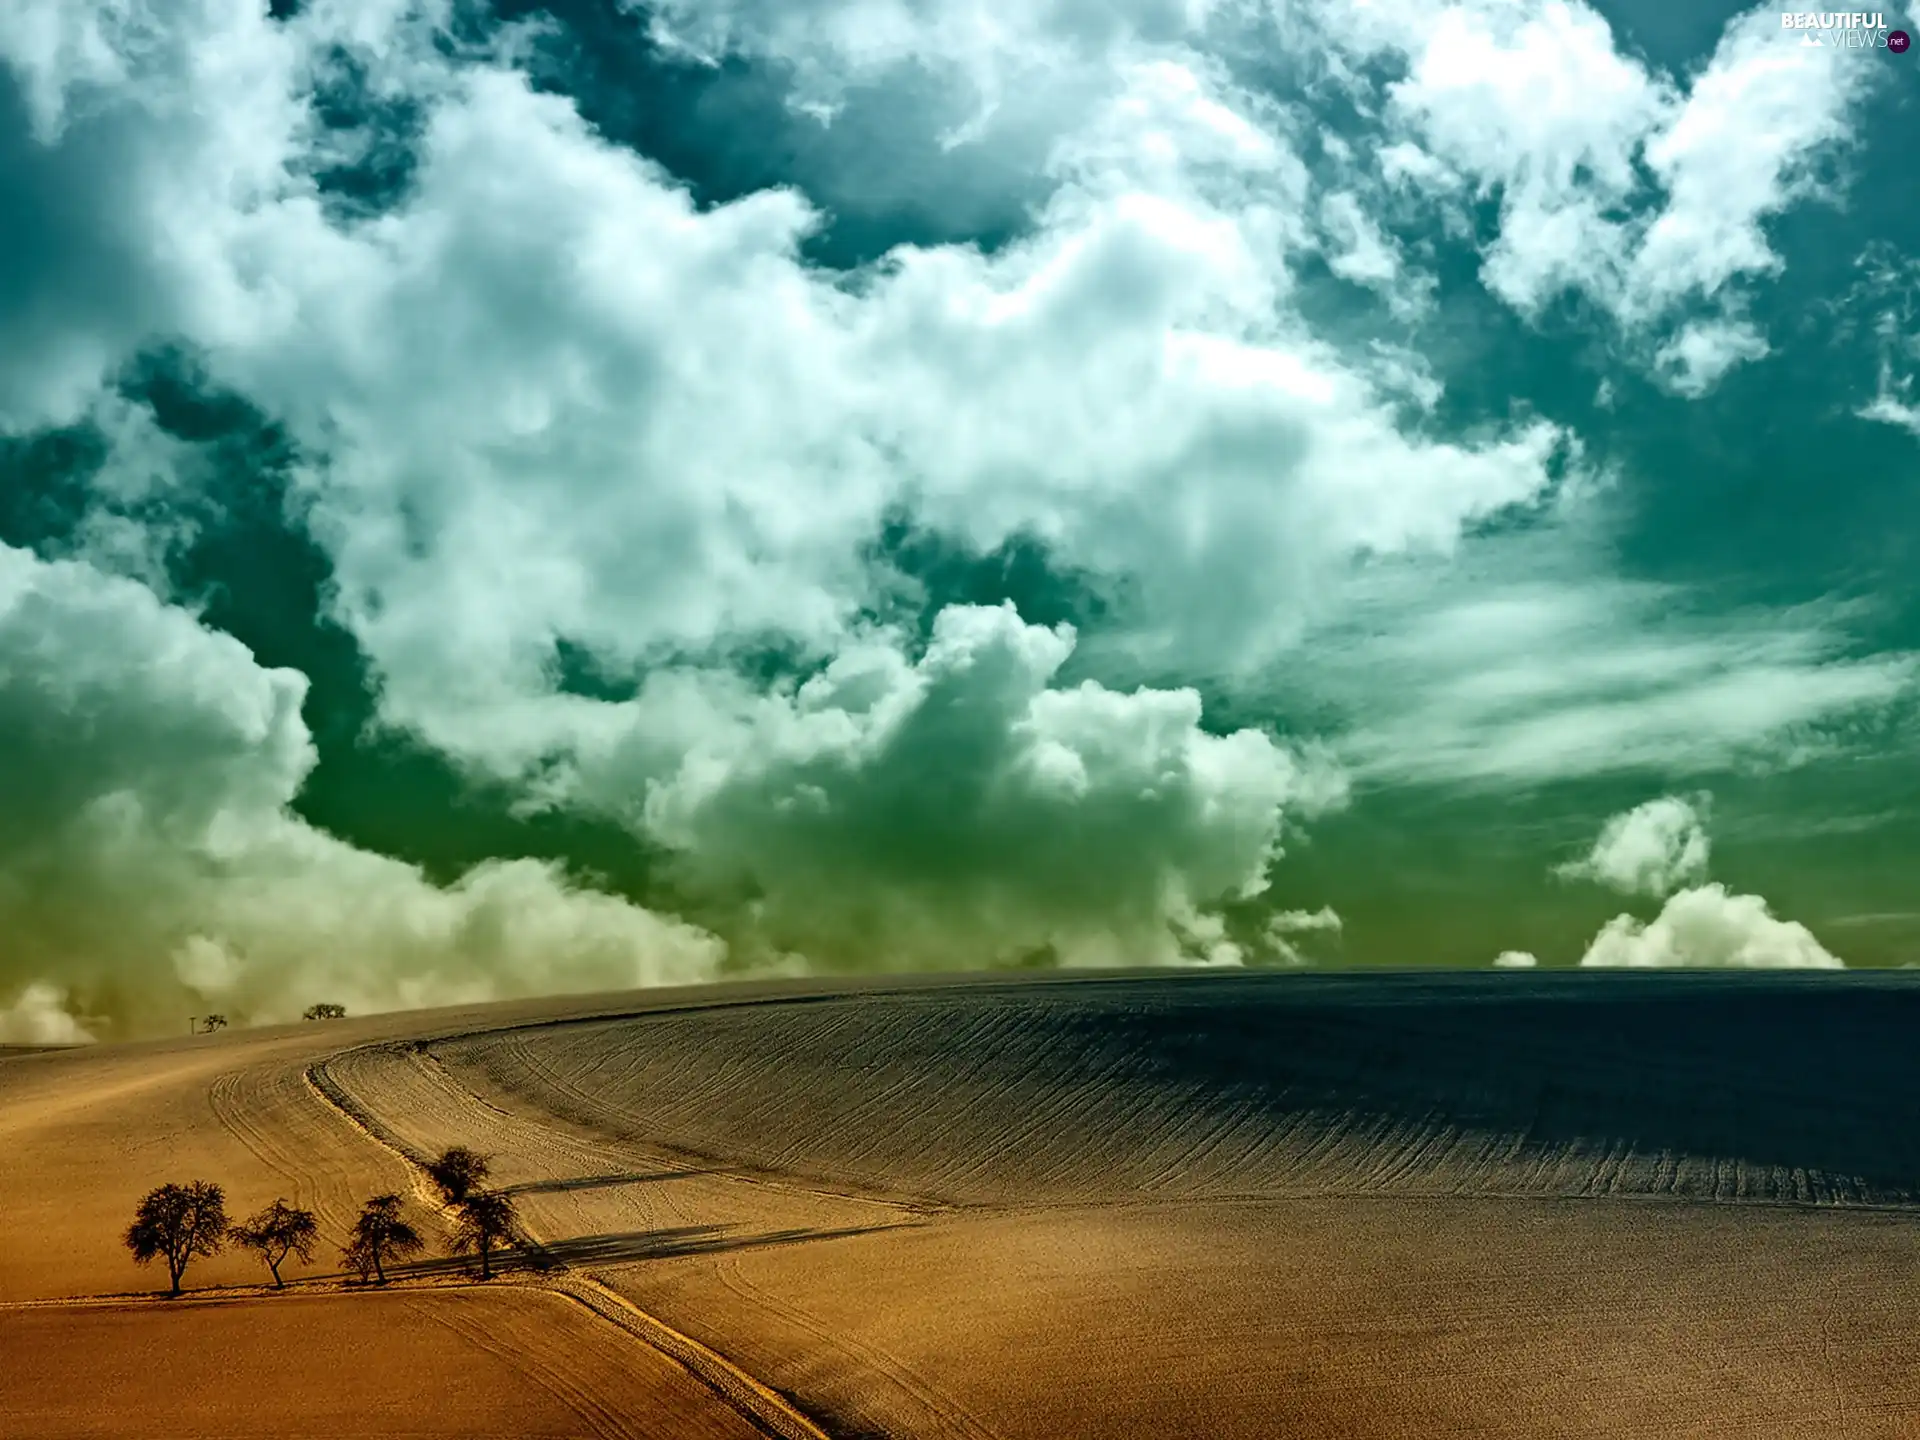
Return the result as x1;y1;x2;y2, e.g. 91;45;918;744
1;1288;763;1440
6;970;1920;1438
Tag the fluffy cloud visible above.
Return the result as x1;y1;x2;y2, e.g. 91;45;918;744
1578;883;1843;969
1336;0;1878;388
1860;372;1920;440
0;0;1903;1020
1555;794;1710;898
652;0;1881;395
627;604;1343;969
1379;0;1670;315
3;0;1868;742
0;543;723;1039
1491;950;1538;969
1653;318;1770;398
0;0;1577;884
250;49;1568;761
1551;797;1841;969
1263;905;1343;965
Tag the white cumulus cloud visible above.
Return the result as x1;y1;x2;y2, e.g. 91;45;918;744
0;542;725;1039
1329;0;1880;390
1556;794;1712;898
1578;883;1843;969
629;603;1345;969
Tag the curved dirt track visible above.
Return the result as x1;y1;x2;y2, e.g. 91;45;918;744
308;970;1920;1440
0;986;856;1440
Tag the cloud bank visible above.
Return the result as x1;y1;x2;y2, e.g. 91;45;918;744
0;543;723;1038
0;0;1904;1034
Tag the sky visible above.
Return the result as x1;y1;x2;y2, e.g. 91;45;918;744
1;0;1916;1041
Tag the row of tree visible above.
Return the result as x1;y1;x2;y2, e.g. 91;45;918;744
125;1147;521;1296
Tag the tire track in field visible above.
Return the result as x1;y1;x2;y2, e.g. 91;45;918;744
305;1041;843;1440
412;1292;648;1440
677;1248;1006;1440
206;1059;418;1247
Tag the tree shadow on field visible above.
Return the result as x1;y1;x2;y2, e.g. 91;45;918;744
528;1220;898;1270
498;1168;724;1198
312;1220;903;1287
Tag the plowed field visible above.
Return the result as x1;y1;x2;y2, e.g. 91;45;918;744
10;970;1920;1438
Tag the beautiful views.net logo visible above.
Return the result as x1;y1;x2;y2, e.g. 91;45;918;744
1780;11;1912;50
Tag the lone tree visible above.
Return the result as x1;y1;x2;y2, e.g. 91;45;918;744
200;1014;228;1034
425;1146;491;1206
126;1181;228;1296
229;1198;319;1289
343;1194;424;1284
450;1190;521;1281
302;1003;347;1021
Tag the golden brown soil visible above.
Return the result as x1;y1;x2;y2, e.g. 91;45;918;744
1;1288;761;1440
0;983;852;1440
8;970;1920;1438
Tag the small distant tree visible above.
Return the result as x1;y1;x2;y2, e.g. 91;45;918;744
425;1146;491;1206
450;1190;521;1281
343;1194;424;1284
126;1181;228;1296
302;1003;347;1021
201;1014;227;1033
229;1199;319;1289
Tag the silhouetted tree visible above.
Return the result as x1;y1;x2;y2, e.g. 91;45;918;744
343;1194;424;1284
126;1181;228;1296
450;1190;521;1281
425;1146;491;1206
229;1199;319;1289
302;1003;347;1021
201;1014;227;1033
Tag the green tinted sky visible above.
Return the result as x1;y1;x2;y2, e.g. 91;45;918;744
1;0;1917;1038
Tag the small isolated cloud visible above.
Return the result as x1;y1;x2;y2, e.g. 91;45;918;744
1653;318;1770;398
1578;883;1843;969
0;983;96;1045
1320;192;1413;293
1555;794;1711;898
1264;905;1343;965
1859;359;1920;439
1492;950;1538;969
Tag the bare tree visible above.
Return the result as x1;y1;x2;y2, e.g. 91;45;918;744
343;1194;424;1284
229;1199;319;1289
449;1190;521;1281
126;1182;228;1296
425;1146;491;1206
302;1003;347;1021
200;1014;227;1033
